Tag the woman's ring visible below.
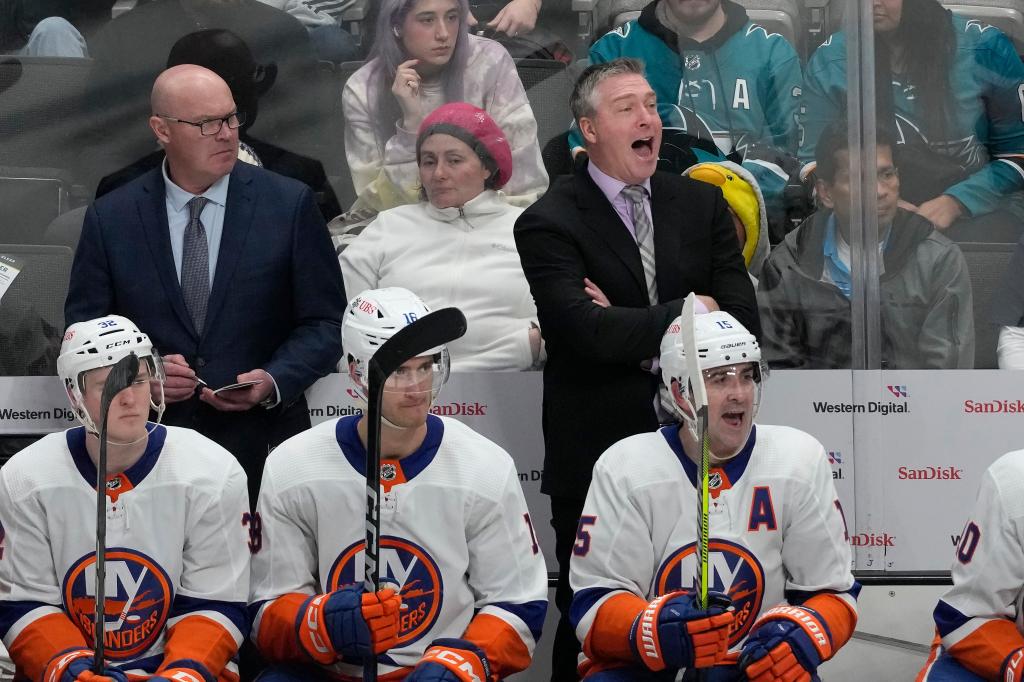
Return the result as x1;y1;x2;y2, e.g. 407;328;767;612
406;79;415;88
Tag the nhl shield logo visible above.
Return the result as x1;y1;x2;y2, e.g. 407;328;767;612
328;536;443;646
709;472;723;490
684;54;701;69
62;548;173;659
655;539;766;645
380;463;398;482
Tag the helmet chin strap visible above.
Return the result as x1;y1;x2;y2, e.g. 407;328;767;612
381;414;408;431
362;387;439;432
97;428;152;448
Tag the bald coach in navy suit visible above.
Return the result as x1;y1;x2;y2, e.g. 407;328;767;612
65;64;345;504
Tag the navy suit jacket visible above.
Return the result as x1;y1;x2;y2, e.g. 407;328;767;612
65;161;345;481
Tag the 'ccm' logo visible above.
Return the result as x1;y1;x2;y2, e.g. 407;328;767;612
423;649;483;682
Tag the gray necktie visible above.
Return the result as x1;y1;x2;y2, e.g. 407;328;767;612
621;184;658;304
181;196;211;334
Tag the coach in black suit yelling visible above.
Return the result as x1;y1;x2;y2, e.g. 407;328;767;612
65;64;345;507
514;57;760;680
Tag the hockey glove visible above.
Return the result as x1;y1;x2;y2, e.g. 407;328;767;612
45;649;130;682
628;590;734;671
738;605;833;682
406;638;492;682
1003;647;1024;681
296;587;401;664
152;658;215;681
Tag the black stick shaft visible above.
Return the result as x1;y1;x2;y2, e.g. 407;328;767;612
360;307;466;682
94;416;108;672
362;367;384;682
93;353;139;674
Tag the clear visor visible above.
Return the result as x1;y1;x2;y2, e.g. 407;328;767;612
382;353;449;395
701;363;762;392
672;361;766;429
78;351;165;393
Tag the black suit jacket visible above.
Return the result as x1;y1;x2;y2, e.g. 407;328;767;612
64;162;346;497
514;163;760;500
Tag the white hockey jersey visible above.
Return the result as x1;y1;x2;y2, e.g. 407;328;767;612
249;414;548;680
0;425;251;682
923;449;1024;680
570;424;858;675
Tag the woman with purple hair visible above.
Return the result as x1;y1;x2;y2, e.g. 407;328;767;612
341;0;547;215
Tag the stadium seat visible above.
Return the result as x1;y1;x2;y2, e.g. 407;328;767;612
515;58;576;161
576;0;802;50
0;168;72;245
42;205;87;254
0;57;94;171
957;241;1015;369
944;0;1024;53
339;0;371;45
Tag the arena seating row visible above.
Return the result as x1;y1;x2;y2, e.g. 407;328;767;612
0;55;575;242
0;239;1011;373
573;0;1024;57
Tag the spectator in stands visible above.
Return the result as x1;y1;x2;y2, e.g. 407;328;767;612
0;1;112;57
254;0;361;62
759;121;975;369
342;0;547;216
64;64;346;509
467;0;543;37
76;0;320;194
568;0;804;242
801;0;1024;241
95;28;341;221
340;102;542;370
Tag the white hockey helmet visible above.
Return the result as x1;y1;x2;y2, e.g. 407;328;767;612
57;315;166;433
659;310;765;426
341;287;450;402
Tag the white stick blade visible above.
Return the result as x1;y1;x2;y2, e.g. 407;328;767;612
680;293;708;411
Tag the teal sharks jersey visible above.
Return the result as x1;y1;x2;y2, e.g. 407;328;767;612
569;0;804;218
801;14;1024;218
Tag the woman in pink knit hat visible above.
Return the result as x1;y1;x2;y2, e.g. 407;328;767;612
341;0;547;216
340;102;543;371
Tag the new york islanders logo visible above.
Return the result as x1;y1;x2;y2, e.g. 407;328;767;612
62;548;173;659
654;539;765;645
327;536;442;646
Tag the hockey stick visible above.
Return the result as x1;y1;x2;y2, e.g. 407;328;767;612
363;307;467;682
680;294;711;680
94;352;140;674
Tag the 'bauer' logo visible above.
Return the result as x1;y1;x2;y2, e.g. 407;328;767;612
655;539;765;645
62;548;172;660
327;536;443;647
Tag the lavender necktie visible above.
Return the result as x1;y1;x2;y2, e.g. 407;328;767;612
621;184;658;304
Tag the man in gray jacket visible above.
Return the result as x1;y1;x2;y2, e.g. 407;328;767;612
758;121;974;369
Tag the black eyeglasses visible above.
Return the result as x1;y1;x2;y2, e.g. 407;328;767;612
156;111;246;136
